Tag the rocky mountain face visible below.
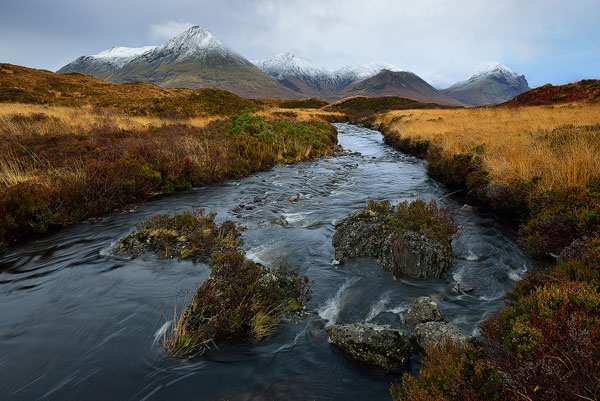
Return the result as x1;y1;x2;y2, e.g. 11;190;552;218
58;26;299;99
441;63;530;105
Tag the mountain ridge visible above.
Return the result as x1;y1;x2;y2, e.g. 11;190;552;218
58;26;301;99
441;63;530;105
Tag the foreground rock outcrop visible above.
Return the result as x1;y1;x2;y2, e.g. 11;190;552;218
411;321;471;354
326;323;412;370
333;200;458;278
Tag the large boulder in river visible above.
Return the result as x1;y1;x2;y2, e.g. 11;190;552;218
333;200;457;278
326;323;412;370
404;296;443;327
411;321;472;354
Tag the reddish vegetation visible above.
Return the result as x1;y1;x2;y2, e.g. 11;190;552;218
0;112;336;250
502;79;600;106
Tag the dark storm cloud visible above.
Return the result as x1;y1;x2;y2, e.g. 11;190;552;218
1;0;599;87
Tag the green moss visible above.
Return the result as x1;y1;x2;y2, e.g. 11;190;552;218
362;199;459;245
118;209;241;260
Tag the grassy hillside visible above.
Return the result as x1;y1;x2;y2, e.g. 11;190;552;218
338;70;464;106
324;95;454;120
0;63;260;117
503;79;600;106
109;61;302;99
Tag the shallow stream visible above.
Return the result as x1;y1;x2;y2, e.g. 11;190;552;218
0;123;534;400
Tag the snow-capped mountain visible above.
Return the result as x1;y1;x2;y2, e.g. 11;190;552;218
252;53;330;80
90;46;157;67
442;63;530;105
332;62;406;87
253;54;412;98
57;45;156;79
58;26;299;99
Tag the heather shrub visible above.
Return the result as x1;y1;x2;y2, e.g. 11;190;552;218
117;209;241;260
391;343;504;401
481;280;600;401
522;180;600;255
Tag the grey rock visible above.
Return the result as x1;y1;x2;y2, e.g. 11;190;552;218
404;297;443;327
460;204;475;212
455;282;474;293
412;321;471;354
326;323;412;370
115;235;146;258
558;236;590;264
332;208;453;279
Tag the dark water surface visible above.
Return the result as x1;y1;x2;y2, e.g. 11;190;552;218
0;124;533;400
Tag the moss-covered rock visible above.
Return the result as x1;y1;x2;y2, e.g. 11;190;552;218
115;209;241;261
332;200;458;278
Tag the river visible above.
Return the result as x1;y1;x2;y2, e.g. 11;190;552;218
0;123;533;400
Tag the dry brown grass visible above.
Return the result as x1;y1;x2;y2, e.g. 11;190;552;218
374;104;600;192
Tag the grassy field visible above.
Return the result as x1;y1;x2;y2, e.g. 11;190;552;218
373;104;600;192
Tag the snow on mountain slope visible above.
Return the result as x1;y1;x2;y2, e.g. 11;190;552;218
145;25;243;62
332;62;406;82
442;63;530;105
252;53;330;80
91;46;157;67
451;63;527;88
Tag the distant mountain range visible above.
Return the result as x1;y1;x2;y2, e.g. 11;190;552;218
58;25;529;105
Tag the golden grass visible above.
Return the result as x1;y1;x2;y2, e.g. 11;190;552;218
374;104;600;191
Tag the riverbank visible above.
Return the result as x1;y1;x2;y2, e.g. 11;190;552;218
362;104;600;400
0;106;338;251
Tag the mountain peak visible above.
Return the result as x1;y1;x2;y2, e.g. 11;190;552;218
442;62;530;105
475;62;523;80
252;53;330;80
160;25;231;56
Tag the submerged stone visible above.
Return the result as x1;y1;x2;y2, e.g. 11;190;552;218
326;323;412;370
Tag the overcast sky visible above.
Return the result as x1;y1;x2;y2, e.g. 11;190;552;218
1;0;598;88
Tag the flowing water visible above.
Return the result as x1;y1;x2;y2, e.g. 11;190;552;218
0;124;534;400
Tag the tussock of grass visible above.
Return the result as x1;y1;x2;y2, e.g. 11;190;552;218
364;199;459;244
163;251;311;357
117;209;241;260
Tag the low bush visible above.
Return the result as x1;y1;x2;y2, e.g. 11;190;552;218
164;251;312;356
391;343;504;401
480;279;600;401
